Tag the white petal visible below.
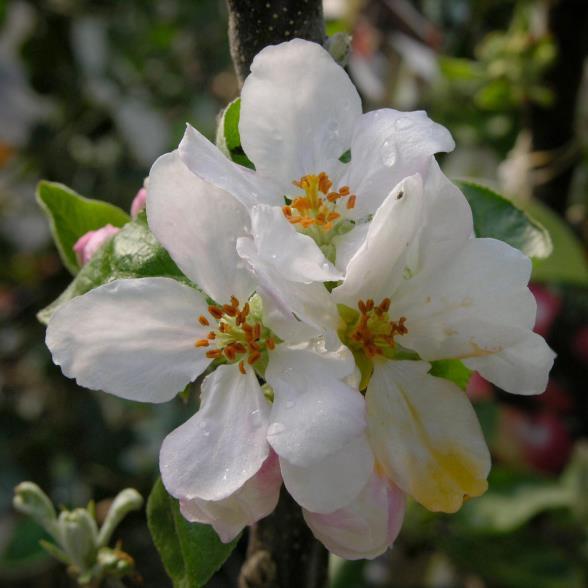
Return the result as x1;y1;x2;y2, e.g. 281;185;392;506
179;451;282;543
240;39;362;190
265;343;364;466
249;204;342;283
342;109;454;218
237;237;339;333
179;124;281;207
393;238;536;361
280;434;374;513
147;151;255;303
465;332;555;395
160;363;270;501
303;473;406;560
333;175;424;306
367;361;490;513
332;222;369;272
46;278;211;403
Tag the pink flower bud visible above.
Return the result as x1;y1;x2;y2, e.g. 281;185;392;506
130;187;148;218
73;225;120;266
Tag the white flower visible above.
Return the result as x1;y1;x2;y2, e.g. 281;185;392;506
46;151;369;542
175;38;454;326
333;162;555;512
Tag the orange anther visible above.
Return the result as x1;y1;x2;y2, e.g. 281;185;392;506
248;351;262;365
266;338;276;350
249;341;260;352
242;303;250;317
195;339;210;348
208;305;223;320
327;211;340;222
379;298;391;312
224;346;237;361
318;173;332;194
366;299;374;311
222;304;237;317
339;186;350;196
253;323;261;340
219;322;228;333
206;349;223;359
198;315;210;326
327;192;340;202
231;295;240;308
207;331;216;340
346;195;356;209
233;342;247;354
282;205;292;216
239;360;246;375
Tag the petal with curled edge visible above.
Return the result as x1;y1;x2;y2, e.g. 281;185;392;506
148;151;255;304
465;331;555;396
160;363;270;502
280;434;374;513
240;39;362;193
46;277;211;403
179;451;282;543
333;174;424;307
303;472;406;560
342;109;454;219
367;361;490;513
265;342;364;467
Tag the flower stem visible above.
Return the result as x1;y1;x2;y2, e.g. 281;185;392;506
238;489;328;588
226;0;325;86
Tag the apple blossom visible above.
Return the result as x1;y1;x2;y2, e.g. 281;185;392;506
73;224;120;266
130;185;148;218
46;152;372;550
333;163;555;512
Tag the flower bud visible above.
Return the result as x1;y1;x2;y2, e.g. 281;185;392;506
13;482;58;536
96;547;135;577
57;508;99;572
73;225;120;266
130;186;147;218
97;488;143;548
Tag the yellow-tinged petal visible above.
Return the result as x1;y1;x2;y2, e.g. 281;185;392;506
366;360;490;513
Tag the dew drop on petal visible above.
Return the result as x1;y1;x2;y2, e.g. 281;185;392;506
249;409;263;427
395;117;413;130
268;422;286;436
380;139;397;167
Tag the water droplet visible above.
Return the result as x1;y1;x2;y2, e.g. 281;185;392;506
395;117;413;130
268;422;286;436
285;399;296;409
380;139;397;167
250;409;263;427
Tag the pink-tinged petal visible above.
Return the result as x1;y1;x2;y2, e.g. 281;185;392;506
280;434;374;514
342;109;454;218
73;225;120;266
393;238;537;362
130;186;147;218
179;451;282;543
240;39;362;192
367;361;490;513
179;125;281;207
464;331;555;396
265;342;364;467
160;363;270;502
46;278;211;403
147;151;255;304
303;472;406;560
333;174;424;307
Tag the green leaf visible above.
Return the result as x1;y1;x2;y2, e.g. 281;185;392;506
456;180;552;259
216;98;254;169
37;212;187;324
147;478;238;588
36;181;131;274
525;200;588;285
429;360;472;391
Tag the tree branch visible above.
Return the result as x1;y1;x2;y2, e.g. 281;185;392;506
238;489;328;588
226;0;325;85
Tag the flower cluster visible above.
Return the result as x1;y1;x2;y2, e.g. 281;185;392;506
45;40;554;559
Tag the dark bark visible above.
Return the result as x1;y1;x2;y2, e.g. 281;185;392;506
238;489;328;588
226;0;325;85
528;0;588;214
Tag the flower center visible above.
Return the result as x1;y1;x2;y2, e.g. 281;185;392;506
339;298;408;359
194;295;276;375
282;172;355;257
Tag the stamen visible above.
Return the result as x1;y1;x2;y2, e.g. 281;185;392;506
209;305;223;320
231;295;240;308
239;360;246;375
195;339;210;348
347;195;356;209
206;349;223;359
198;315;210;326
207;331;216;340
266;338;276;350
248;351;262;365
